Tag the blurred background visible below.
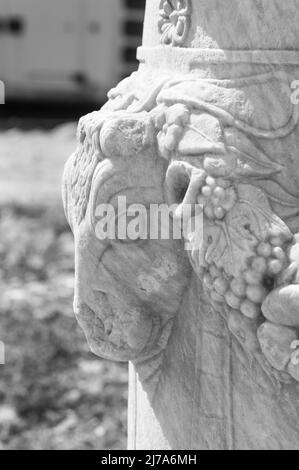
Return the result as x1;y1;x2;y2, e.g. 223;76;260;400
0;0;145;450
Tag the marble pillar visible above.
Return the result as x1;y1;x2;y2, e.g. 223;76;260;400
63;0;299;449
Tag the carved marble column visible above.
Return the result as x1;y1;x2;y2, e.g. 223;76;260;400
63;0;299;449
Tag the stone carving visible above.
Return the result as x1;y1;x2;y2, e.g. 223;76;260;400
63;0;299;451
154;75;299;383
158;0;192;46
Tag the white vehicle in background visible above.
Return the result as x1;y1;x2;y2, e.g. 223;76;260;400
0;0;145;103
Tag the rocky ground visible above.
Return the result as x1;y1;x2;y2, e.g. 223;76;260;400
0;124;127;450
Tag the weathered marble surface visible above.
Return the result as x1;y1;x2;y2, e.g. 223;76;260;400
63;0;299;449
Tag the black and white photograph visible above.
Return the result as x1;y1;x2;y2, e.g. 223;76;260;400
1;0;299;455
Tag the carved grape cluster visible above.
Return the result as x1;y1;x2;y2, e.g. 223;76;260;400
197;176;237;220
202;235;289;314
201;232;299;383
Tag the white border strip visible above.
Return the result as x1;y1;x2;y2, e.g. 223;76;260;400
0;81;5;104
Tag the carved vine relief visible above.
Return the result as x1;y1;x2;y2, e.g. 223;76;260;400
63;70;299;395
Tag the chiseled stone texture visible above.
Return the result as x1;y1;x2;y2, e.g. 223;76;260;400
143;0;299;50
63;0;299;449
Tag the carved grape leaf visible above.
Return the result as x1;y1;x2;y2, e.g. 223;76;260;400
224;127;283;177
201;217;256;278
236;184;292;241
177;115;282;179
177;113;224;155
253;179;299;219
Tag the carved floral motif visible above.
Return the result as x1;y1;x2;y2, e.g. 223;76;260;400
158;0;192;46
